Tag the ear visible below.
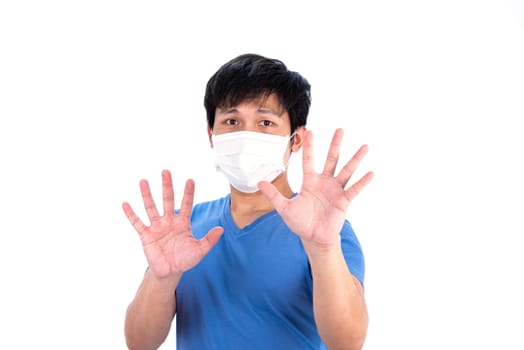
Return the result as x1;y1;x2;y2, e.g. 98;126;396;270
207;126;214;148
290;126;306;153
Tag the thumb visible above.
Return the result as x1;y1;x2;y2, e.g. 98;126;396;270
258;181;288;215
198;226;224;256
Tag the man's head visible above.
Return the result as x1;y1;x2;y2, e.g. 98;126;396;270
204;54;311;134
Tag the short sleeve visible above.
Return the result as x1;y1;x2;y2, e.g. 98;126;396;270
340;220;365;286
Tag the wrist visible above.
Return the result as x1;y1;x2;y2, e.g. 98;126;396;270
301;238;343;261
145;269;181;293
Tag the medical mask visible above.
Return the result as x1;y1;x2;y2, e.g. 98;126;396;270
212;131;293;193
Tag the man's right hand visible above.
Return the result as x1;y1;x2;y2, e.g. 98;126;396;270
122;169;224;279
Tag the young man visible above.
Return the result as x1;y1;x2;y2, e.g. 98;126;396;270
122;53;374;350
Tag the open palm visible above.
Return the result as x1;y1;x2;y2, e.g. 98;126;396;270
122;170;223;278
259;128;373;249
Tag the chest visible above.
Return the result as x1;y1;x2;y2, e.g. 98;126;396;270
178;227;312;311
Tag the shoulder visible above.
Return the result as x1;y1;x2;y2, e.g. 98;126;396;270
340;219;366;286
340;220;361;247
174;194;229;216
192;194;230;215
188;194;230;239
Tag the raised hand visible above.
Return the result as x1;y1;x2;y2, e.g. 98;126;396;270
259;128;373;251
122;170;223;279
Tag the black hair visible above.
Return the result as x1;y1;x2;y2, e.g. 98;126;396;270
204;54;311;133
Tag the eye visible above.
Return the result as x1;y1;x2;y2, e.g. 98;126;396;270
259;120;273;127
225;119;238;126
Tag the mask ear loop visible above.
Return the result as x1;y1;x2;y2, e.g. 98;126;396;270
284;131;298;168
288;131;298;153
289;131;297;143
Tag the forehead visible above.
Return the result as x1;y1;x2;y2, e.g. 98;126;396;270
255;93;283;110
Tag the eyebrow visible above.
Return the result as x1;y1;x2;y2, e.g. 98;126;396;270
257;108;282;116
218;108;238;115
218;107;283;117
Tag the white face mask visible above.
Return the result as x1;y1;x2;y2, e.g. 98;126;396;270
212;131;293;193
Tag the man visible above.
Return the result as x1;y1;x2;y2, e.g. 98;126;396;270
122;53;374;350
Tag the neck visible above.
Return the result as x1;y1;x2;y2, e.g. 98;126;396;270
229;173;294;228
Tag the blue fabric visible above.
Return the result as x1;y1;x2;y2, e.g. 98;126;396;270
175;194;365;349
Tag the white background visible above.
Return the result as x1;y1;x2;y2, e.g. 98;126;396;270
1;1;523;349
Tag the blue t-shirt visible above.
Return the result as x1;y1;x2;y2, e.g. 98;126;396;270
175;194;365;349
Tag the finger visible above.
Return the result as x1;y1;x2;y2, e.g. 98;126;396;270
198;226;224;256
258;181;288;216
322;128;343;176
344;171;374;202
178;179;195;219
302;130;315;175
162;170;175;216
140;179;160;219
122;202;148;235
336;144;369;187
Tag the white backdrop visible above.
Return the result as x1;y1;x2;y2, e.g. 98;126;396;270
1;1;523;349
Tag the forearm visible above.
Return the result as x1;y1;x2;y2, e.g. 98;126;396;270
304;242;368;350
125;270;181;350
